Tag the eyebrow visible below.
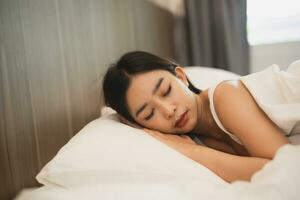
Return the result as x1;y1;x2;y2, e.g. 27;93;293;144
135;77;164;117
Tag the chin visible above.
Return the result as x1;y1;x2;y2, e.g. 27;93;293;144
173;112;197;134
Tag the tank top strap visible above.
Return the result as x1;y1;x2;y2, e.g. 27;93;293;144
208;80;243;145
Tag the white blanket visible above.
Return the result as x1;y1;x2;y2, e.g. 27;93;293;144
240;60;300;136
15;140;300;200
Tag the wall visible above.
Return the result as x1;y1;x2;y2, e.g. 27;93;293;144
0;0;176;199
250;41;300;72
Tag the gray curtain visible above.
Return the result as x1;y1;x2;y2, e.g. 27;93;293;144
179;0;249;75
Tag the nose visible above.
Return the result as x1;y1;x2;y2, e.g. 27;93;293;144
159;101;176;119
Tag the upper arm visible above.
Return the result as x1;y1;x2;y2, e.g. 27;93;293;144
213;80;290;159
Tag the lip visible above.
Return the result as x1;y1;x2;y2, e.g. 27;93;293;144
175;110;189;128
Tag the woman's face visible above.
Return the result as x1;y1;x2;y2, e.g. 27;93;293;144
126;67;199;134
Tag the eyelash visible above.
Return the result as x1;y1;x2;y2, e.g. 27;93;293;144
144;85;172;121
162;85;172;97
145;108;154;120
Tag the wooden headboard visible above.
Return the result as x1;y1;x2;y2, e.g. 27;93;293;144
0;0;177;199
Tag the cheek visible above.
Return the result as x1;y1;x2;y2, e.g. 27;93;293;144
174;82;194;99
175;88;195;106
144;115;170;130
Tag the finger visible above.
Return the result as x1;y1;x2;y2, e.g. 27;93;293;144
118;115;127;123
180;135;189;138
143;129;160;137
130;123;142;129
143;128;153;135
143;128;153;133
151;131;164;137
119;115;143;129
118;115;132;125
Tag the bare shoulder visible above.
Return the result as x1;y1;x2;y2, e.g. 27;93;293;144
214;80;246;99
212;79;258;133
213;80;251;118
212;79;252;141
212;80;289;159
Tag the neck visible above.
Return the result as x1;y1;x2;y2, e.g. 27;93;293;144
192;90;213;136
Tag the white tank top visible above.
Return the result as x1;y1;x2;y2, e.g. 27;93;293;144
207;60;300;146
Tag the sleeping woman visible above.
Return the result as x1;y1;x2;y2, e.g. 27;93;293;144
102;51;299;183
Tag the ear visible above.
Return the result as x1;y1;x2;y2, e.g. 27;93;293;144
175;66;189;86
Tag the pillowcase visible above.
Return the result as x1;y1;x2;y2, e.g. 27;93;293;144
36;66;240;188
184;66;240;90
36;110;226;188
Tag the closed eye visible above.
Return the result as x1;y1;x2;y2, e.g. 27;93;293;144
144;84;171;121
144;108;154;121
162;85;172;97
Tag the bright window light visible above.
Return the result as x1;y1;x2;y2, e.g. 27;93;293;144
247;0;300;45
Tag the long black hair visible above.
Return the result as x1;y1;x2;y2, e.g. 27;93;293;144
102;51;201;124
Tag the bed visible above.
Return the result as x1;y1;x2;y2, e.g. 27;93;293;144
14;66;300;200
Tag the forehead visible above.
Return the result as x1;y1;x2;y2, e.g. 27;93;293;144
126;70;173;112
131;69;172;85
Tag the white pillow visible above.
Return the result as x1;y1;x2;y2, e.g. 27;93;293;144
184;66;240;90
36;110;226;188
36;67;240;188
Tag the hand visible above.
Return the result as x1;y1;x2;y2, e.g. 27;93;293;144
118;114;143;129
143;128;199;157
143;128;197;145
118;115;196;145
